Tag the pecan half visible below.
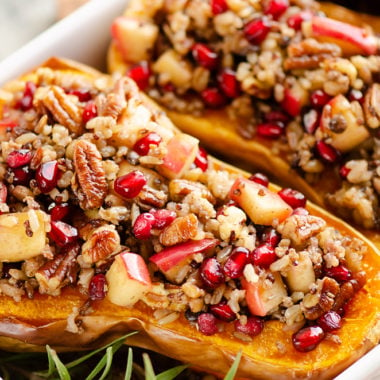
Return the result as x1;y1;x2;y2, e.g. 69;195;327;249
82;225;121;264
137;186;168;209
169;179;216;204
159;213;198;246
363;83;380;128
73;140;108;209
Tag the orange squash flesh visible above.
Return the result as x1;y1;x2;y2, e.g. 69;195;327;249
0;58;378;380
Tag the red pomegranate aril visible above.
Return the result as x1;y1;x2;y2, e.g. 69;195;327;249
264;0;289;20
197;313;218;336
223;247;250;279
211;0;228;15
244;17;271;45
292;326;325;352
194;146;209;172
192;43;218;70
339;165;351;179
89;273;107;300
261;228;280;247
257;123;284;139
287;11;313;30
15;81;36;111
133;132;162;156
324;265;352;283
151;209;176;229
201;87;227;108
251;244;277;268
49;220;78;247
218;69;241;98
210;302;236;322
133;212;156;240
11;166;32;186
114;170;147;199
6;149;33;168
200;257;225;289
49;203;70;221
302;108;320;134
249;172;269;187
235;316;264;337
315;140;340;163
348;89;364;103
265;110;289;124
317;311;342;332
310;90;331;108
278;188;307;209
36;160;59;193
127;61;151;91
67;89;92;102
82;101;97;124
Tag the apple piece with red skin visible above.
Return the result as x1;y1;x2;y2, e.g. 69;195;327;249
318;94;369;152
158;133;199;179
303;16;378;56
106;251;152;307
111;16;158;63
281;85;308;117
229;178;292;226
149;238;218;283
242;270;287;317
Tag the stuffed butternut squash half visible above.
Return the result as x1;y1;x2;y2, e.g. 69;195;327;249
107;0;380;246
0;57;379;379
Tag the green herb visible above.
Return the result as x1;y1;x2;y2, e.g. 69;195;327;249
223;351;242;380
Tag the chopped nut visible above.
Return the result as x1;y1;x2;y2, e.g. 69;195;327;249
363;83;380;128
159;213;198;246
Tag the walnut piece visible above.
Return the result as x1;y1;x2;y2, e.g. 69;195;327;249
159;213;198;246
363;83;380;128
73;140;108;210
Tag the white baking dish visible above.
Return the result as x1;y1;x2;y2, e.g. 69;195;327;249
0;0;378;378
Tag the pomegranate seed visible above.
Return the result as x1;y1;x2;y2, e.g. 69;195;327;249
317;311;342;332
192;43;218;70
302;108;320;134
261;228;280;247
6;149;33;169
82;101;97;124
133;132;162;156
244;17;271;45
15;81;36;111
292;207;309;216
251;244;277;268
293;326;324;352
133;212;156;240
197;313;218;335
218;69;241;98
348;89;364;103
194;147;209;172
114;170;147;199
0;182;7;204
249;173;269;187
201;87;227;108
324;265;352;283
257;123;284;139
36;160;59;193
223;247;250;279
339;165;351;179
10;166;32;186
89;273;107;300
151;209;176;229
49;220;78;247
264;0;289;20
200;257;225;289
235;317;264;336
287;11;313;30
281;88;302;117
49;203;70;221
278;188;307;209
310;90;331;108
211;0;228;15
315;140;340;163
127;61;151;90
210;301;236;322
67;89;92;102
265;110;289;124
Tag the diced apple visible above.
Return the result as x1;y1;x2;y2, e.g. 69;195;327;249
0;210;48;262
111;16;158;63
242;271;287;317
106;251;152;307
286;252;315;293
158;133;199;179
229;178;292;225
149;239;218;282
318;94;370;152
153;50;193;88
281;85;308;117
303;16;378;56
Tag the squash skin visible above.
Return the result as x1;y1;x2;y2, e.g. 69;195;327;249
0;58;378;379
